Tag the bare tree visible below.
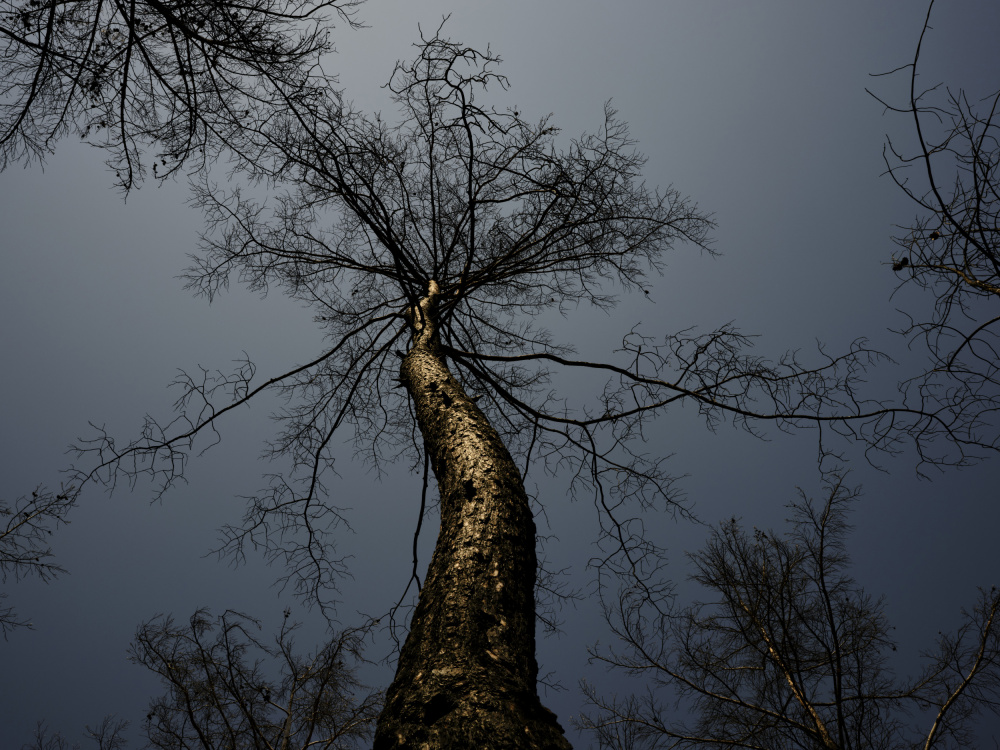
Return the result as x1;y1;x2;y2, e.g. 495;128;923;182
21;723;82;750
0;0;362;188
129;609;380;750
869;0;1000;465
21;613;376;750
21;717;129;750
43;21;998;749
581;476;1000;750
1;485;73;636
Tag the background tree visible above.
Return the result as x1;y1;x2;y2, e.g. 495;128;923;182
21;717;129;750
0;0;362;188
581;475;1000;749
56;23;1000;749
129;609;380;750
870;0;1000;464
20;612;377;750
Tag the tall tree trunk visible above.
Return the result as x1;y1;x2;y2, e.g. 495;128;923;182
373;281;572;750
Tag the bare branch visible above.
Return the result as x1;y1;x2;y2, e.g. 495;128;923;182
870;0;1000;464
0;485;72;637
0;0;365;189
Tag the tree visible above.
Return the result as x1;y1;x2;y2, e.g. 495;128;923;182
581;475;1000;749
1;485;73;636
130;609;380;750
51;23;1000;749
869;0;1000;466
19;612;376;750
21;717;129;750
0;0;362;188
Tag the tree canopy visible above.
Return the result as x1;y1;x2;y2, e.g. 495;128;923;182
0;0;361;187
131;609;380;750
582;476;1000;749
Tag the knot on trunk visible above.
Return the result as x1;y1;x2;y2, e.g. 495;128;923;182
405;279;441;350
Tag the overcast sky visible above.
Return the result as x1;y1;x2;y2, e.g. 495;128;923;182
3;1;1000;747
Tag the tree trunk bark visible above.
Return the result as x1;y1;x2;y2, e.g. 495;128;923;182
373;281;572;750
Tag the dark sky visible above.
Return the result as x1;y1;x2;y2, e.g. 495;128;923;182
3;1;999;747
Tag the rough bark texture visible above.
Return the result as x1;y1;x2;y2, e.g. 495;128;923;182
374;281;572;750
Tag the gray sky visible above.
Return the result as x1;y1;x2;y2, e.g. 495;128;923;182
3;1;1000;746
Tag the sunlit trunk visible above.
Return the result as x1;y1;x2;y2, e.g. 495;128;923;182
373;281;572;750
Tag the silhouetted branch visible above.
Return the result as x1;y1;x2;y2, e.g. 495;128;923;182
869;0;1000;468
0;485;72;636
